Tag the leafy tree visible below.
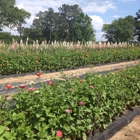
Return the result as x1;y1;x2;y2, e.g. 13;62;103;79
78;13;95;42
16;9;31;36
102;16;135;43
134;10;140;42
32;8;58;42
17;23;25;37
0;0;31;30
0;32;12;43
31;4;95;42
22;28;42;43
57;4;95;42
102;24;115;43
57;4;82;41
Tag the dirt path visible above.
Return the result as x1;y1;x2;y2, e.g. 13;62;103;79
0;60;139;87
109;116;140;140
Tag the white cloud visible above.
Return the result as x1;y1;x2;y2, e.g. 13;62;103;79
82;1;117;13
15;0;79;27
16;3;24;9
16;0;77;13
90;15;104;41
96;31;106;41
113;15;120;18
2;27;19;35
90;15;104;31
122;0;136;1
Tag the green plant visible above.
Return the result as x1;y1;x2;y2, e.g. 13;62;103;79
0;44;140;75
0;64;140;139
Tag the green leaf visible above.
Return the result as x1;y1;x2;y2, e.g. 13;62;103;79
70;125;76;131
2;131;14;139
0;126;5;135
39;117;45;121
82;133;87;140
36;113;42;118
63;124;71;132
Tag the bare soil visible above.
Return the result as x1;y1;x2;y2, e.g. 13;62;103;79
0;60;139;87
109;116;140;140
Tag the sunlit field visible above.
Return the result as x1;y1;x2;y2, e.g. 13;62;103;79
0;40;140;139
0;40;140;75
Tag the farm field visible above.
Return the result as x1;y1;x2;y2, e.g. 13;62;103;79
1;1;140;139
0;41;140;140
0;59;139;93
0;41;140;75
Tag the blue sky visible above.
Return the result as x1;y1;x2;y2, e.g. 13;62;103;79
5;0;140;41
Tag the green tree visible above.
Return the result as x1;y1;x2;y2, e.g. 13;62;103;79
57;4;95;42
22;28;42;43
78;13;95;42
102;24;115;43
16;9;31;37
57;4;82;41
134;10;140;42
17;23;25;37
102;16;135;43
32;8;58;42
0;0;31;30
31;4;96;42
0;32;12;43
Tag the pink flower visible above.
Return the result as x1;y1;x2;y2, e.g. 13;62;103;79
65;109;71;113
90;85;94;89
28;87;35;92
78;101;84;106
11;46;15;50
56;130;63;138
46;79;51;84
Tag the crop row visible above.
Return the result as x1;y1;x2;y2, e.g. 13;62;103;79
0;45;140;75
0;63;140;139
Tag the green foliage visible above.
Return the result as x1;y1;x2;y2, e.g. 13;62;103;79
0;64;140;139
31;4;96;42
134;9;140;42
22;28;43;43
32;8;57;43
0;32;13;43
0;43;140;75
0;0;30;29
102;16;135;43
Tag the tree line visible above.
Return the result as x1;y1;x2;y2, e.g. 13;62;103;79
0;0;140;43
0;1;95;43
22;5;96;43
102;11;140;43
